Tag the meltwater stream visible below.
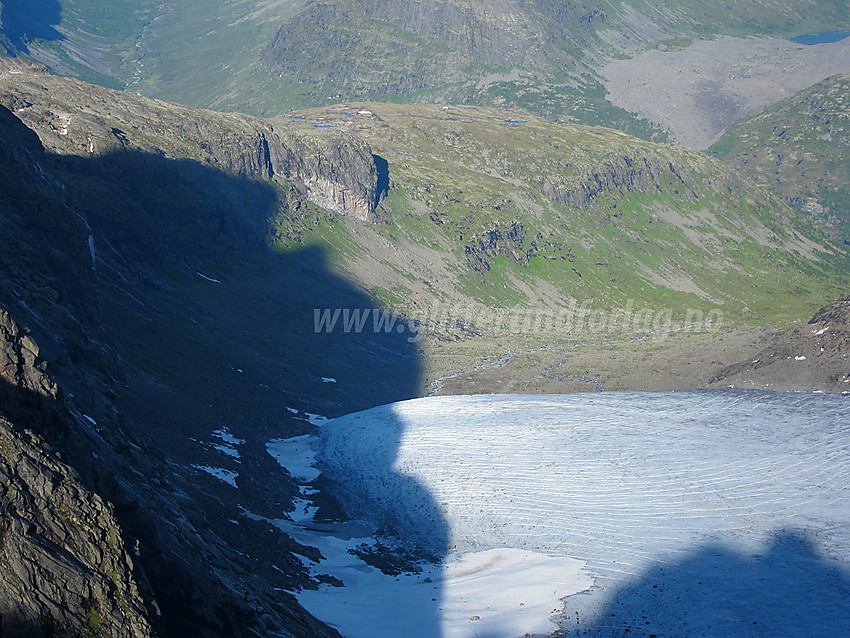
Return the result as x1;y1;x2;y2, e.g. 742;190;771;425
273;391;850;637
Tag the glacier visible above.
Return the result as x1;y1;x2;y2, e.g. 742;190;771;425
273;391;850;636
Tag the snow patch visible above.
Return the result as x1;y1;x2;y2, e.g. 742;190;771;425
298;547;592;638
284;407;329;426
213;426;245;446
192;465;238;488
267;435;320;482
289;494;319;523
241;505;591;638
208;427;244;459
212;443;240;459
196;271;221;283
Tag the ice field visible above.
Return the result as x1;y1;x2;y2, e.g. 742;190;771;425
271;391;850;636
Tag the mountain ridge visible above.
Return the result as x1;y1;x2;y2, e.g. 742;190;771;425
0;57;381;222
275;101;846;324
3;0;848;142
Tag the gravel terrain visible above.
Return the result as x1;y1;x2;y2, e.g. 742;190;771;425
600;35;850;149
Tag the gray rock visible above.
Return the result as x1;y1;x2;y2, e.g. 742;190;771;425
0;308;152;637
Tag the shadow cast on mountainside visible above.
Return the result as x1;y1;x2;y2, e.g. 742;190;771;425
1;0;63;52
1;106;447;635
571;529;850;636
0;616;78;638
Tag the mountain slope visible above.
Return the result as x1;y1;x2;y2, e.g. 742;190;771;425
8;55;846;332
3;0;848;140
261;0;600;99
0;59;388;637
274;102;847;329
600;34;850;150
208;0;850;136
709;73;850;241
2;56;847;376
709;296;850;392
257;0;847;105
0;308;153;638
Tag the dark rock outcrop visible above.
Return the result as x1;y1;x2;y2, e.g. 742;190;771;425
1;308;153;638
539;153;702;209
809;296;850;330
464;221;532;271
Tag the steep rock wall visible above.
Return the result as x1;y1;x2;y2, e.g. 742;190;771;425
0;308;153;638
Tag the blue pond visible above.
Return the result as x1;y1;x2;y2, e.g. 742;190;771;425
793;30;850;45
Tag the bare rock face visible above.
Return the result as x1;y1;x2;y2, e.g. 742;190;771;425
0;308;153;638
0;303;343;638
0;419;153;638
539;152;713;210
269;129;379;221
262;0;603;97
0;310;60;431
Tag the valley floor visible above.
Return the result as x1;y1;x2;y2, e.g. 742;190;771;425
423;315;849;397
600;34;850;149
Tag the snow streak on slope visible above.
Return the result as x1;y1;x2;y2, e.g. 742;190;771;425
318;391;850;635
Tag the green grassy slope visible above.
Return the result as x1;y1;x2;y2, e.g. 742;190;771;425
2;58;846;349
273;102;848;334
710;73;850;242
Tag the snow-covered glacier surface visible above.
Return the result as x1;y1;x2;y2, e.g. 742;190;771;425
309;391;850;637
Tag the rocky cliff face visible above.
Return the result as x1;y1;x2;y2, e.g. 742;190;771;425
538;152;705;210
0;69;352;637
0;58;381;222
0;309;152;638
262;0;602;99
0;302;344;638
272;131;379;221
